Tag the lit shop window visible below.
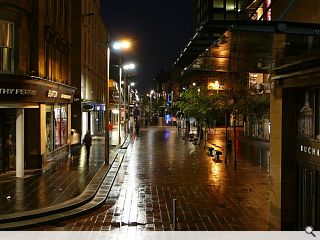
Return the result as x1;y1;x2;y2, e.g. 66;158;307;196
0;20;14;73
54;105;68;148
298;91;314;137
46;105;54;152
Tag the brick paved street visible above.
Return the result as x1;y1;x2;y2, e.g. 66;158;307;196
32;126;278;231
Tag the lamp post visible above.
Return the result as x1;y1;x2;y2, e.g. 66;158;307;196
105;46;110;164
96;38;110;165
123;64;135;138
149;90;155;125
128;82;135;125
112;40;132;145
118;61;122;145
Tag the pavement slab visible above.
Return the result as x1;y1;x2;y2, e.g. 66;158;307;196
29;126;278;231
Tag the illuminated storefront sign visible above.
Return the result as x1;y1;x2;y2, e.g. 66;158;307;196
0;88;37;96
47;90;58;98
300;145;320;157
60;94;72;99
297;139;320;163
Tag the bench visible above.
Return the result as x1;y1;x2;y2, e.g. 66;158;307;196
215;150;222;159
208;147;215;156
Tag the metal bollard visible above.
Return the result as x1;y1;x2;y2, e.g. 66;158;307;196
172;198;177;230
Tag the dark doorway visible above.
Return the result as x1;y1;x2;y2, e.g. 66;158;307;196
0;109;16;173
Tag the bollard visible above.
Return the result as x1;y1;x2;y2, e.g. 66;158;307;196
172;199;177;230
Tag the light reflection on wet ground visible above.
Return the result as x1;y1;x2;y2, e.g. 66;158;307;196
44;126;277;231
0;139;109;214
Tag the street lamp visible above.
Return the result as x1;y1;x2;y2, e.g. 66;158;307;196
122;63;135;138
149;90;155;125
112;40;132;145
127;82;135;133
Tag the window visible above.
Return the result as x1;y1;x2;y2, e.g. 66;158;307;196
46;105;54;152
0;21;14;73
213;0;224;8
298;89;316;138
54;105;68;148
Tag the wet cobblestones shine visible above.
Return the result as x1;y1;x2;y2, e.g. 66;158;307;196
31;127;277;231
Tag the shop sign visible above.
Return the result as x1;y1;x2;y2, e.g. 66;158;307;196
300;145;320;157
83;104;93;110
0;80;74;103
60;94;71;99
47;90;58;98
0;88;37;96
297;138;320;163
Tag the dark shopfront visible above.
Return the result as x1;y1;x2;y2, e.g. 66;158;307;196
0;109;16;172
295;87;320;230
0;76;75;176
271;55;320;230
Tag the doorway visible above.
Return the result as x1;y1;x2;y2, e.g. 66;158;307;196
0;109;16;173
297;164;320;230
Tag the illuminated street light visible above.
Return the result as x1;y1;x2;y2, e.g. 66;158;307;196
112;40;131;50
122;63;136;137
123;63;135;70
112;40;133;145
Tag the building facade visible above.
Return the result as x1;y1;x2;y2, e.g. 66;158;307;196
174;0;320;230
71;0;108;139
269;0;320;230
0;1;75;176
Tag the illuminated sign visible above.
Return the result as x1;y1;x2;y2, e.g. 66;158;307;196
0;88;37;96
60;94;72;99
300;145;320;157
47;90;58;98
297;138;320;163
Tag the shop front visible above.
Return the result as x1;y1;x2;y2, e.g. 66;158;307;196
295;88;320;229
0;75;75;176
80;102;105;139
271;54;320;230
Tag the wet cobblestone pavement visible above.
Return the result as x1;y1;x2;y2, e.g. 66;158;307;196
32;127;278;231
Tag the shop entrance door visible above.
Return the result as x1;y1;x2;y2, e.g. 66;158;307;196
298;164;320;230
0;109;16;173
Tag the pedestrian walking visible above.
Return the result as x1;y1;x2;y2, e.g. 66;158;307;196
4;134;15;171
68;129;79;160
177;118;181;131
135;120;140;137
83;130;92;160
108;121;113;141
145;119;148;128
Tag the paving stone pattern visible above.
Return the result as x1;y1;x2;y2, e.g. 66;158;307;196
33;127;278;231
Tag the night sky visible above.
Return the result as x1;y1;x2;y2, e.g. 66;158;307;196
100;0;194;94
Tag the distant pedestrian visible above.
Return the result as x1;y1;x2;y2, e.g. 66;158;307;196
108;121;113;141
83;130;92;160
68;129;79;160
129;116;134;133
145;119;148;128
177;119;181;130
4;134;14;171
135;121;140;136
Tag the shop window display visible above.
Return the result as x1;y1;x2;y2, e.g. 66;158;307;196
46;105;54;152
297;89;320;139
54;105;68;148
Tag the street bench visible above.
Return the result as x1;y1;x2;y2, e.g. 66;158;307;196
208;147;215;156
215;150;222;159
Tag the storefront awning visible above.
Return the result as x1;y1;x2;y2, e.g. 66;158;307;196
174;20;320;72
